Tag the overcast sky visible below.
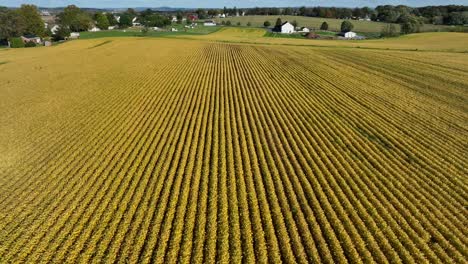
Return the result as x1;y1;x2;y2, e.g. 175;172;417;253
3;0;468;8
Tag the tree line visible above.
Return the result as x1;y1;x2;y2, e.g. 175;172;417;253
202;5;467;26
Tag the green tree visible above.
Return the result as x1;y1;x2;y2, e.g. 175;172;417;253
176;12;183;24
56;5;92;32
95;13;109;30
340;20;354;32
236;22;241;26
448;12;467;25
247;22;252;27
320;21;329;30
275;17;282;27
106;13;117;26
141;14;170;27
299;6;307;16
283;7;293;15
0;7;25;40
226;20;232;26
399;15;422;34
17;4;44;36
118;13;133;28
24;40;36;47
126;8;137;17
196;8;206;19
52;25;71;41
9;37;24;48
263;20;271;27
381;24;398;37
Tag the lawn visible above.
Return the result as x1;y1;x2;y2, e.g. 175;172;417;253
79;26;222;39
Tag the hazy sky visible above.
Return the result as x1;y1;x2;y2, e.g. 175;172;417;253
3;0;468;8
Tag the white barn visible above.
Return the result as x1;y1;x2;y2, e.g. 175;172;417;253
280;22;295;34
344;31;357;38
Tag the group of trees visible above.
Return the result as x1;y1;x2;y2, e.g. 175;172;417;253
0;5;44;40
56;5;93;32
376;5;467;25
235;5;467;26
139;9;171;28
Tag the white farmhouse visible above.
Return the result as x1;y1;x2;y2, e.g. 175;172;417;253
280;22;295;34
51;25;59;34
344;31;357;38
204;20;217;26
132;17;141;27
172;16;178;22
108;26;117;30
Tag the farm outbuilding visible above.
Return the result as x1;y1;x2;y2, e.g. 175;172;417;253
21;34;41;44
344;31;357;38
204;20;217;26
69;32;80;39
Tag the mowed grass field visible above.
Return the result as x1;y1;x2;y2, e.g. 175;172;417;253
216;15;451;33
0;37;467;263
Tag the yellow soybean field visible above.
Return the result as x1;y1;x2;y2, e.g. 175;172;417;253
0;38;467;263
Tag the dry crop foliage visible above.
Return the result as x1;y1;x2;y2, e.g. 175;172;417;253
0;38;467;263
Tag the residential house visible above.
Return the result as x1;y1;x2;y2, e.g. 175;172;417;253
21;34;41;44
132;17;141;27
343;31;357;38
